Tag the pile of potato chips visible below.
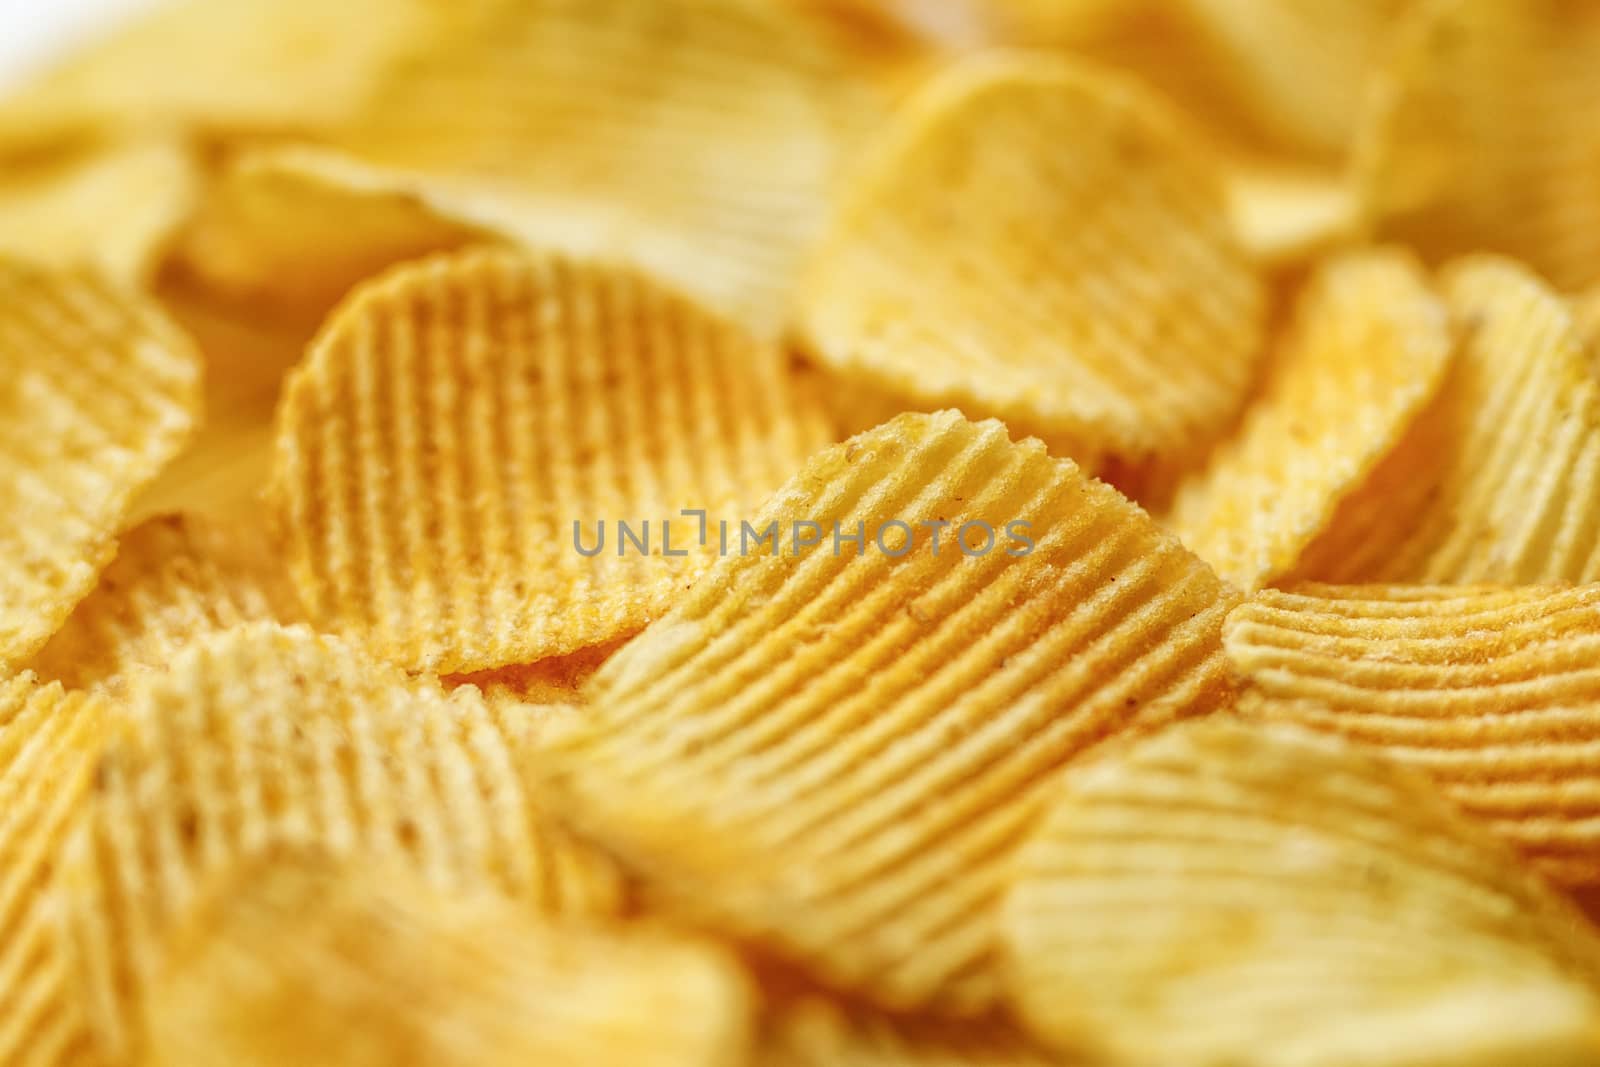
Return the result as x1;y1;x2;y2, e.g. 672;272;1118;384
8;0;1600;1064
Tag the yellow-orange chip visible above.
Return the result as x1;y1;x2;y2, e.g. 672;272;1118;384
0;259;202;673
269;248;831;675
1002;718;1600;1067
25;514;302;694
1295;256;1600;584
539;411;1239;1013
1170;249;1451;590
794;54;1266;472
64;623;622;1061
760;998;1061;1066
1355;0;1600;290
1227;583;1600;885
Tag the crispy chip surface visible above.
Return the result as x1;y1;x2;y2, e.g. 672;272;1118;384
270;248;831;674
145;852;750;1067
759;998;1062;1066
64;623;622;1061
1294;256;1600;584
795;54;1265;473
1002;717;1600;1067
1170;249;1451;590
0;259;202;673
539;411;1239;1013
1227;583;1600;884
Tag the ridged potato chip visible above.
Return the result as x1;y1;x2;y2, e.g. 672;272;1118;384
1170;249;1451;590
330;0;887;331
539;410;1239;1013
1355;0;1600;290
794;54;1266;473
1227;583;1600;885
760;998;1063;1066
145;851;750;1067
1002;717;1600;1067
1294;256;1600;584
25;514;302;694
0;259;202;673
64;623;622;1061
270;248;831;675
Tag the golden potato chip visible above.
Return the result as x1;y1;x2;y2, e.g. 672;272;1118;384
1295;256;1600;583
145;851;751;1067
794;54;1266;473
269;248;831;674
1002;717;1600;1067
1169;249;1452;590
0;259;202;673
0;137;194;287
64;622;622;1061
760;998;1062;1066
330;0;888;332
1227;582;1600;885
25;513;302;694
1355;0;1600;290
538;411;1239;1013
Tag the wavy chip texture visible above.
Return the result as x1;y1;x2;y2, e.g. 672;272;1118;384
65;623;622;1062
540;411;1239;1013
1356;0;1600;290
1170;249;1451;590
0;259;202;673
795;54;1265;472
1002;718;1600;1067
1295;256;1600;584
760;999;1060;1066
1227;583;1600;884
145;852;750;1067
271;249;830;674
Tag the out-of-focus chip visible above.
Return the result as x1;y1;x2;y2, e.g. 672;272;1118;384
1295;256;1600;583
794;54;1265;474
1169;249;1451;590
329;0;887;332
269;248;831;675
0;138;195;287
1227;583;1600;885
1355;0;1600;290
0;259;202;673
0;674;105;1067
64;623;623;1062
25;513;302;694
144;849;750;1067
760;997;1062;1066
1576;284;1600;373
538;411;1239;1013
1002;717;1600;1067
1222;163;1359;267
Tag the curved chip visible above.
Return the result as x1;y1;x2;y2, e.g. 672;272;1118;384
270;248;831;675
538;410;1239;1013
145;851;750;1067
794;53;1266;473
1002;717;1600;1067
1355;0;1600;290
1295;256;1600;584
1169;249;1451;590
1227;582;1600;885
760;998;1060;1066
63;623;623;1062
25;513;302;694
0;259;202;673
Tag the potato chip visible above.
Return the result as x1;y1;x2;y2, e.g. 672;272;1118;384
794;54;1266;473
270;248;831;675
1355;0;1600;290
760;998;1062;1066
0;259;202;673
25;514;302;694
1169;249;1451;590
1294;256;1600;583
538;410;1239;1013
1002;717;1600;1067
1222;163;1359;267
63;622;623;1061
1577;284;1600;371
1227;582;1600;885
329;0;888;332
144;850;750;1067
